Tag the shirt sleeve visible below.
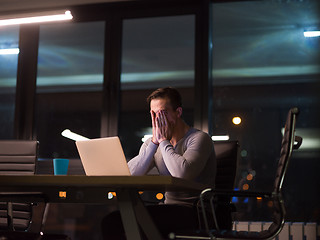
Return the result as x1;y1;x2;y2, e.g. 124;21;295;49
127;139;158;175
159;132;213;180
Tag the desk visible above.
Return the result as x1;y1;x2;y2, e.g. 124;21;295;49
0;175;207;240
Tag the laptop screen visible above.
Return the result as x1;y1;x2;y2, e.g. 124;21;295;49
75;136;131;176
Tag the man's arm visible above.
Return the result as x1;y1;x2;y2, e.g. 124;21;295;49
128;110;162;175
127;139;158;175
159;132;214;180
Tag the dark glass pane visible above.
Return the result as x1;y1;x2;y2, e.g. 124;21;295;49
35;21;105;158
211;0;320;222
0;26;19;139
119;15;195;159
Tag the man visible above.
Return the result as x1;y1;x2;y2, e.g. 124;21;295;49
128;87;216;206
101;87;216;239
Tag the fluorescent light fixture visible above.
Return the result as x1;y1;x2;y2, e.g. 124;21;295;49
61;129;89;141
142;134;153;143
0;10;73;26
281;128;320;150
0;48;19;55
303;31;320;38
212;135;230;141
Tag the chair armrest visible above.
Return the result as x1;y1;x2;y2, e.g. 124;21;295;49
197;188;285;238
294;136;303;149
205;189;274;198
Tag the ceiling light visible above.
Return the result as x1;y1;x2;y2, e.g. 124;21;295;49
0;10;73;26
0;48;19;55
303;31;320;38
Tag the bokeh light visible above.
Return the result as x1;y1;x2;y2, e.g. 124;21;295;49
232;116;242;125
156;192;164;200
242;183;249;190
247;173;253;181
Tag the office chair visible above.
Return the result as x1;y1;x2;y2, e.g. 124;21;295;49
0;140;39;232
210;141;239;231
170;107;302;240
0;140;70;240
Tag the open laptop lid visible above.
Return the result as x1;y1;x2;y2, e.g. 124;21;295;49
75;136;131;176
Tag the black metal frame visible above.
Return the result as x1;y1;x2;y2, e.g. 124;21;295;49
14;26;39;140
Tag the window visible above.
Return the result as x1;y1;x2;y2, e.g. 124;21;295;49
119;15;195;159
35;21;105;158
211;0;320;221
0;26;19;139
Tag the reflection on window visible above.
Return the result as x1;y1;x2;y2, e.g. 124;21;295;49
37;22;105;92
120;15;195;158
0;25;19;139
211;0;320;84
35;21;105;158
121;15;195;90
211;0;320;222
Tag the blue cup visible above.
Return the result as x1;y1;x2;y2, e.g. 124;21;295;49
53;158;69;175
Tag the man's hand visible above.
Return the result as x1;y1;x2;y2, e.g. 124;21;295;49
150;110;159;145
155;110;173;143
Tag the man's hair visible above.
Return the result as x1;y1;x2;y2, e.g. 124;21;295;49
147;87;182;110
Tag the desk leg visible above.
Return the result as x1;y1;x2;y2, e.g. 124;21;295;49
133;194;162;240
117;189;143;240
117;189;162;240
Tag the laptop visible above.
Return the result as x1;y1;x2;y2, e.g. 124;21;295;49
75;136;131;176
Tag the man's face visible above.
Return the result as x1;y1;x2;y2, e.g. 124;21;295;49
150;98;179;125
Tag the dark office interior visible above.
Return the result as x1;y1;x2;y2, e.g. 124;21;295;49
0;0;319;239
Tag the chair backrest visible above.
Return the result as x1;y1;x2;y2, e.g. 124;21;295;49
212;141;239;230
261;108;302;239
0;140;38;231
214;141;239;190
0;140;38;175
273;107;301;193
